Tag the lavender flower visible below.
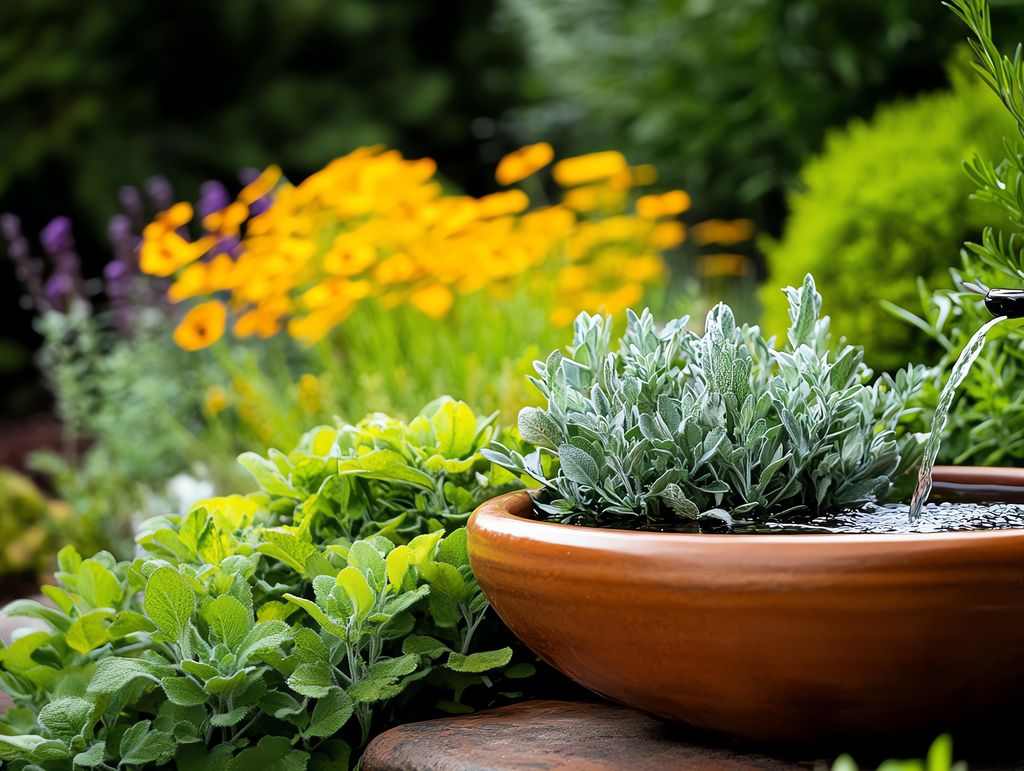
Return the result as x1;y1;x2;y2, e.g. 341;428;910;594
2;213;47;310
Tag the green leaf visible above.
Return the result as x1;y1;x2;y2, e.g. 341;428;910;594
87;657;173;695
108;610;156;639
421;561;469;602
238;452;300;498
237;619;292;663
0;734;70;762
209;706;253;727
288;662;334;698
227;736;309;771
337;449;434;489
161;676;208;707
38;697;94;742
557;443;600;486
40;585;74;615
205;669;251;695
145;566;196;641
284;594;348;641
302;687;354;739
431;399;477;457
367;653;420;679
401;635;450;658
446;647;513;673
202;595;252;650
335;566;375;621
65;609;113;654
2;599;71;632
436;528;470;569
73;742;106;768
119;720;176;766
385;545;414;589
76;559;124;609
347;541;386;590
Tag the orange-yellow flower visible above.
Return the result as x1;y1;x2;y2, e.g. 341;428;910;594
637;190;692;219
691;219;755;246
495;142;554;186
140;232;215;277
409;284;454;319
476;190;530;218
324;239;376;276
239;165;282;205
651;221;686;249
173;301;227;350
202;202;250;236
553;151;627;187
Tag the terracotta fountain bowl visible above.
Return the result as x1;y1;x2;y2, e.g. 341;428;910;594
467;466;1024;746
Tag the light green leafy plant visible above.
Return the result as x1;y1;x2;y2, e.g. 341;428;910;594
0;399;531;769
486;275;926;530
832;734;965;771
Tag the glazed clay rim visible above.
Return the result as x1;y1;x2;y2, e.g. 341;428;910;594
477;464;1024;547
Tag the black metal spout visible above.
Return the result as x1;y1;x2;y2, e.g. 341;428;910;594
983;288;1024;319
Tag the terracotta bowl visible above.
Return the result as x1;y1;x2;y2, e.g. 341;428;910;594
467;466;1024;746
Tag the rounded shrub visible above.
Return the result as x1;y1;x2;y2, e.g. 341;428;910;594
761;69;1013;370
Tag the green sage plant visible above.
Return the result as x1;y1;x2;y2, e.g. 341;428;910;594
485;275;927;530
0;398;532;769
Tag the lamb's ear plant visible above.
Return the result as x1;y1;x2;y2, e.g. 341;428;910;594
486;274;927;530
0;399;532;770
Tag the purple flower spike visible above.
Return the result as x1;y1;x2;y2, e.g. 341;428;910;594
2;213;47;310
198;181;231;218
40;217;74;256
144;176;174;210
1;213;22;241
43;272;74;312
107;213;132;242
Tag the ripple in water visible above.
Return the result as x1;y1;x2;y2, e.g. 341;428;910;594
747;502;1024;535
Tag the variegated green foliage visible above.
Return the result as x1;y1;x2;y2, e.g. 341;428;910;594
0;399;530;770
486;275;927;529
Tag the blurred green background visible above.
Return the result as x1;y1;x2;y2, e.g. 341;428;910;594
4;0;1024;419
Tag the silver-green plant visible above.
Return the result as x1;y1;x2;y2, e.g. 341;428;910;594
485;274;927;530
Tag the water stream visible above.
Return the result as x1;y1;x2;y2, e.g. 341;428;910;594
908;315;1008;519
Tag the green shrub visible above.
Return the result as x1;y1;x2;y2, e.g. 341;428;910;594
895;0;1024;466
0;399;533;768
502;0;1024;226
761;67;1013;370
485;275;925;530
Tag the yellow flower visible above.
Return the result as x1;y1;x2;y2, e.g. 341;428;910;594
651;221;687;249
173;301;227;350
297;373;323;414
698;253;751;278
409;284;454;319
629;165;659;186
495;142;554;186
239;165;282;205
476;190;530;218
324;239;376;276
204;385;229;417
140;232;215;277
553;151;627;187
563;184;626;214
636;190;692;219
202;202;250;236
691;219;755;246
